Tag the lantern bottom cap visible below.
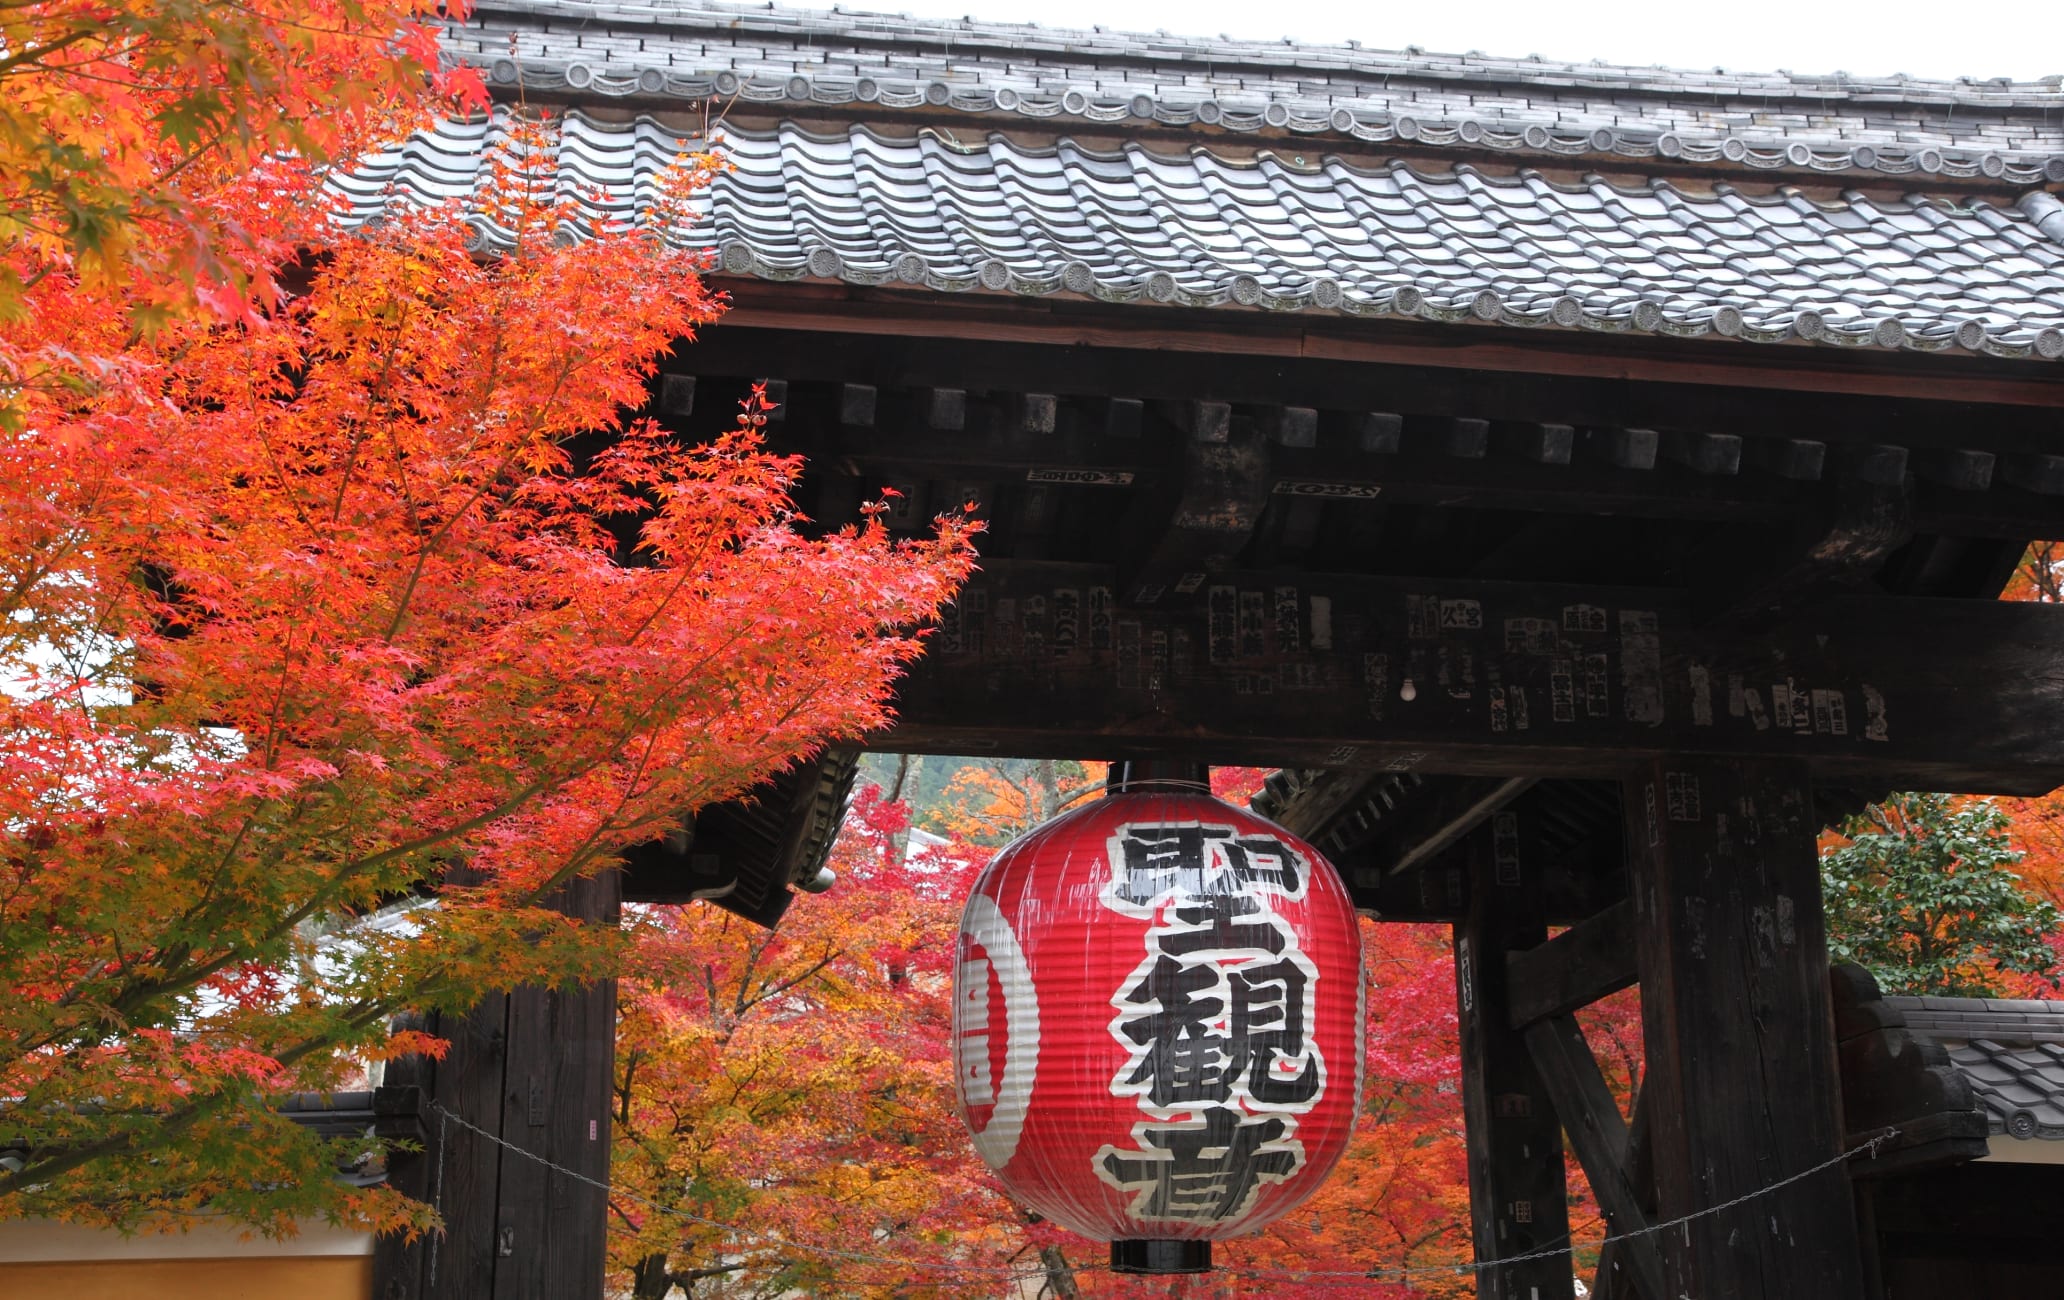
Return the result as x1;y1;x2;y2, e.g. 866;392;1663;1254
1110;1239;1212;1274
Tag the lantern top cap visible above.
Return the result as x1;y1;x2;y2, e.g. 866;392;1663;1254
1105;761;1211;796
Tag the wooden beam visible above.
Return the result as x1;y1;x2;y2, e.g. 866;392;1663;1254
619;826;740;906
1623;757;1865;1297
494;880;619;1299
833;426;1803;523
1490;780;1633;926
878;561;2064;791
1260;438;1795;523
1454;819;1575;1300
1506;899;1638;1028
1522;1014;1667;1300
686;370;2064;539
707;292;2064;413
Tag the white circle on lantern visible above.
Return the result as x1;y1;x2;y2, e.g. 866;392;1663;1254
961;892;1040;1171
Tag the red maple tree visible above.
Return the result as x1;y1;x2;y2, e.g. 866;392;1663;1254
0;0;481;341
1;68;975;1238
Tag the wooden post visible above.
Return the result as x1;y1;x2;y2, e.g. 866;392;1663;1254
1623;758;1865;1298
373;869;622;1300
1453;811;1574;1300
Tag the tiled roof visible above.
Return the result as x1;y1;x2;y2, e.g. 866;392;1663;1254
1888;995;2064;1140
446;1;2064;183
333;111;2064;358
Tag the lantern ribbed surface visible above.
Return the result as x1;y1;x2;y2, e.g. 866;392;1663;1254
952;788;1365;1248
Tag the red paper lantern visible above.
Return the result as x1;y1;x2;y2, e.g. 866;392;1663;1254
952;786;1365;1273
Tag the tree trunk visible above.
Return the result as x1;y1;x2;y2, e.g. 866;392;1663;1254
630;1251;672;1299
885;752;916;804
1031;758;1063;822
886;753;920;860
1036;1243;1081;1299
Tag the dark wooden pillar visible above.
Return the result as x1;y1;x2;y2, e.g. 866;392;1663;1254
1623;757;1864;1299
1454;811;1574;1300
374;869;622;1300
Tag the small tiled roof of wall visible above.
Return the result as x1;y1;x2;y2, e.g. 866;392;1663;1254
332;111;2064;358
446;1;2064;183
1887;995;2064;1140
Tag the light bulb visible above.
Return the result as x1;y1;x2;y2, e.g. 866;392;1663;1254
1399;677;1418;702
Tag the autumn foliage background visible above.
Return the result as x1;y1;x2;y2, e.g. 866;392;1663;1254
0;0;971;1237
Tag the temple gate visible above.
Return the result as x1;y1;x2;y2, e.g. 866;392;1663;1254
357;4;2064;1295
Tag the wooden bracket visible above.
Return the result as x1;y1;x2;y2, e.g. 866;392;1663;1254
1690;474;1914;629
1364;776;1536;873
1117;427;1271;603
1257;766;1399;841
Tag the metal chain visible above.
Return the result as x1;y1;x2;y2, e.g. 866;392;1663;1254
427;1101;1898;1286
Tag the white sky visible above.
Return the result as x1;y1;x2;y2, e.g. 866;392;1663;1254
877;0;2064;82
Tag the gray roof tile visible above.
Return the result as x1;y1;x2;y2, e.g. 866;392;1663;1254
334;112;2064;359
1885;995;2064;1138
449;1;2064;183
